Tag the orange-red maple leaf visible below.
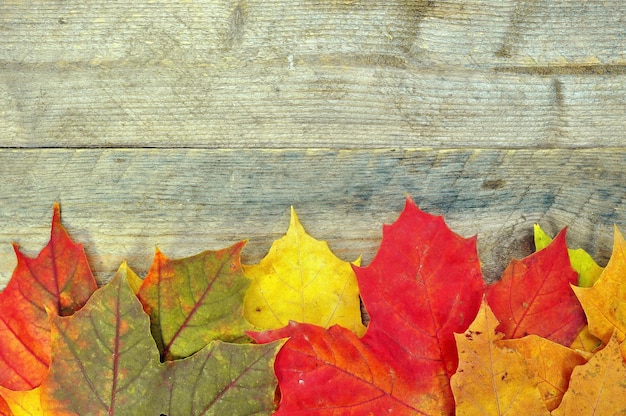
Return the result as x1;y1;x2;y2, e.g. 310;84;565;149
251;197;484;414
485;230;585;346
0;204;97;390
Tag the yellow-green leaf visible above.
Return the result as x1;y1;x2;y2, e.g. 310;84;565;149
573;226;626;344
534;224;603;287
450;300;550;415
244;207;366;336
552;333;626;415
41;265;163;414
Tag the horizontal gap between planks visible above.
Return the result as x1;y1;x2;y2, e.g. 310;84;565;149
0;146;625;152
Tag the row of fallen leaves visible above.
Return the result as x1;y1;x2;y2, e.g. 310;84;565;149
0;197;624;415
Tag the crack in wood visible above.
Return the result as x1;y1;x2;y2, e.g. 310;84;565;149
495;64;626;76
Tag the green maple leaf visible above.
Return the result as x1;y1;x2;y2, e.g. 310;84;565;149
13;263;281;415
137;242;254;361
156;340;282;416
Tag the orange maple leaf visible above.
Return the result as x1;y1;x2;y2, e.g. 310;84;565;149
0;204;97;390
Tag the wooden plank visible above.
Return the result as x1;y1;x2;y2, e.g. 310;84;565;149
1;0;624;148
2;1;623;66
1;66;624;148
0;148;623;289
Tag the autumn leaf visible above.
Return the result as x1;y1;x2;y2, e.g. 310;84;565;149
0;387;41;416
497;335;587;411
38;263;280;415
534;225;603;350
570;325;602;354
0;395;13;416
354;197;484;386
124;263;143;295
137;242;253;361
252;197;484;414
251;322;420;414
573;226;626;344
41;263;162;414
534;224;603;287
156;341;282;416
0;203;97;390
552;332;626;415
450;300;550;415
243;207;366;336
485;230;585;346
3;199;624;415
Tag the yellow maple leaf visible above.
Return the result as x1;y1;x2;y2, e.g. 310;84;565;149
243;207;366;336
120;261;143;295
534;224;604;287
552;333;626;415
450;300;550;415
0;386;42;416
497;335;587;411
572;226;626;344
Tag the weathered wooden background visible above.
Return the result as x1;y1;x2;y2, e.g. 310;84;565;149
0;0;624;288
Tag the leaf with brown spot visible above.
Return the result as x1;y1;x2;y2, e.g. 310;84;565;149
552;333;626;415
497;335;587;411
451;300;550;415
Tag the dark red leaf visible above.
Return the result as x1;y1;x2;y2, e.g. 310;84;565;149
486;229;585;345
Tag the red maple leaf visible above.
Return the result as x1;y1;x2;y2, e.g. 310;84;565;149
251;197;484;414
0;204;97;390
485;229;585;345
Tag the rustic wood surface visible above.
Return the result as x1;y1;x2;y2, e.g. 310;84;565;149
0;148;623;286
0;1;624;288
1;0;625;148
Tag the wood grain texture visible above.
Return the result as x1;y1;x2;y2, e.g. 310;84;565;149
1;0;625;148
0;1;624;291
0;148;623;288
